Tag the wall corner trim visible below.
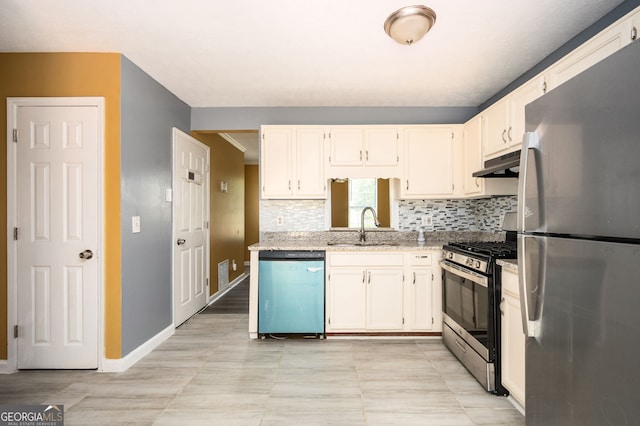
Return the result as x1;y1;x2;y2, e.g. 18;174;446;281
100;324;174;373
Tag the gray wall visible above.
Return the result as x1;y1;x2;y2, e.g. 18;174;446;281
120;55;191;356
191;106;477;130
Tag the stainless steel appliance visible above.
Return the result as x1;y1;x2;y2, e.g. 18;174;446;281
519;40;640;425
258;251;325;337
441;230;517;394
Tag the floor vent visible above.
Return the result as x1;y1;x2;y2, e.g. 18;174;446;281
218;259;229;290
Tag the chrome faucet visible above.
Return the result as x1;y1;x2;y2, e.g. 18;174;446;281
359;206;380;242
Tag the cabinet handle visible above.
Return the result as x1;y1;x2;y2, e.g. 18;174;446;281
632;26;637;41
360;150;363;161
502;129;507;143
366;150;369;161
475;177;481;188
288;180;291;191
413;272;416;284
367;272;371;284
297;180;300;190
542;80;548;93
406;180;409;190
500;297;505;315
362;271;366;283
507;126;512;142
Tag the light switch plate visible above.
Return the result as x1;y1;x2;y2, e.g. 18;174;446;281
132;216;141;233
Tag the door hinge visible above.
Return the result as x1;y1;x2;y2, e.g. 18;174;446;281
205;221;209;229
431;272;434;281
13;129;18;143
432;317;435;325
328;317;331;325
13;227;19;241
451;132;454;139
206;278;209;287
402;317;405;325
14;325;18;338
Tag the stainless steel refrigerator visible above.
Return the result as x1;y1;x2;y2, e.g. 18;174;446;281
518;40;640;425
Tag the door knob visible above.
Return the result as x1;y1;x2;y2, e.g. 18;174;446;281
177;238;186;245
79;249;93;260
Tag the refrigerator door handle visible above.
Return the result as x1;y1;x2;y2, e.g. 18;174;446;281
518;235;545;337
517;132;542;232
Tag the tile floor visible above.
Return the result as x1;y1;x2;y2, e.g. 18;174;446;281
0;280;525;425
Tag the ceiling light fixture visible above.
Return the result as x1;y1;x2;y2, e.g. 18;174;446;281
384;5;436;46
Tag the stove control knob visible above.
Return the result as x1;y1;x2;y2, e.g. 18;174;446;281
466;258;473;266
447;252;453;259
475;261;481;269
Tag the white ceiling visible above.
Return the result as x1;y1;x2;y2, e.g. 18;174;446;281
1;0;625;108
0;0;626;162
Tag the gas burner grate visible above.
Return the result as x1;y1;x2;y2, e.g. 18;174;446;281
448;241;517;258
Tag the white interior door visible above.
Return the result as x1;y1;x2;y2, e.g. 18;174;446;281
172;128;209;326
14;103;100;369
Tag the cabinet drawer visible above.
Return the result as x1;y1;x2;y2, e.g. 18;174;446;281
409;253;432;266
328;252;404;267
501;268;519;297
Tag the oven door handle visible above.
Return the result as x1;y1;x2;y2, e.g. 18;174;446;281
440;261;488;288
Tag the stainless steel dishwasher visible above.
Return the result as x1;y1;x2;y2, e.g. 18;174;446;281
258;251;325;337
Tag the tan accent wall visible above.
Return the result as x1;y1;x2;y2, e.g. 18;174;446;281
244;165;260;262
377;178;391;227
0;53;122;360
330;180;349;227
192;132;245;294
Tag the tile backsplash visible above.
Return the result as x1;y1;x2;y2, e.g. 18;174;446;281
260;196;517;235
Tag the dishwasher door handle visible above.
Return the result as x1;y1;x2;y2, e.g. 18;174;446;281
306;267;323;273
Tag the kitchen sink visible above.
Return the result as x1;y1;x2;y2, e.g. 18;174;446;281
326;241;400;247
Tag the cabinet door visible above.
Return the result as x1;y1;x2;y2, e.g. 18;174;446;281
547;18;632;90
408;268;433;331
501;269;526;407
327;268;366;331
462;116;483;196
509;75;545;149
364;127;399;166
366;268;404;330
329;127;364;166
403;126;455;197
295;127;326;198
482;98;510;160
261;127;293;198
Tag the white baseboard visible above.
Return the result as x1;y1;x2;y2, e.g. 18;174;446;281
0;360;12;374
207;271;248;306
100;324;174;372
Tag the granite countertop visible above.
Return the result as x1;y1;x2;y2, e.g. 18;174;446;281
249;239;446;252
249;230;508;252
497;258;518;273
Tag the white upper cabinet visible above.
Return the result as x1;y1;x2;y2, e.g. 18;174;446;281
462;115;484;197
546;15;635;91
482;75;545;161
327;126;400;178
508;75;546;148
463;115;518;198
261;125;326;199
400;125;460;199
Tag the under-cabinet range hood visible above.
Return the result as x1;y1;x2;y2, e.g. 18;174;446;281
472;150;520;178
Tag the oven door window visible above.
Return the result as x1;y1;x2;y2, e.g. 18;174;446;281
443;268;488;342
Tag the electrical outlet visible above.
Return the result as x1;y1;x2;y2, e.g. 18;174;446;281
276;216;284;226
421;215;432;226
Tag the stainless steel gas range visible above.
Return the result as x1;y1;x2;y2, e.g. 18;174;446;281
440;235;517;395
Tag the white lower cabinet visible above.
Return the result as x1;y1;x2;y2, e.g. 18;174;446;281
326;251;441;334
501;266;526;409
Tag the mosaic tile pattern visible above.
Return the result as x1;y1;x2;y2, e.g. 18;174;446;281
399;196;517;232
260;199;326;232
259;196;517;235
